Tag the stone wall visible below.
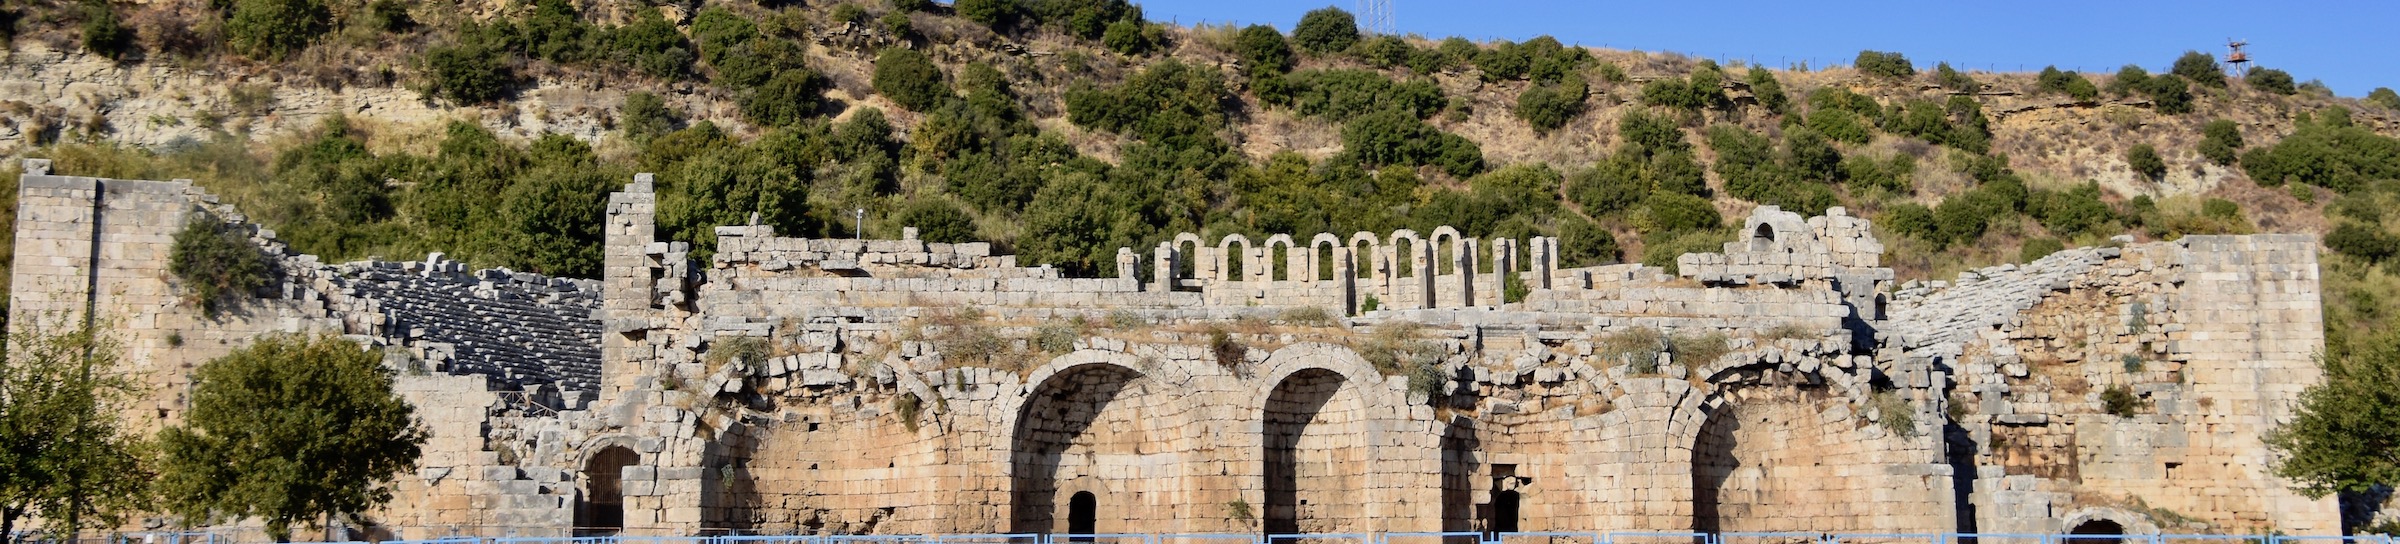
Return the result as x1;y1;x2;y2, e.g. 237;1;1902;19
5;168;2343;538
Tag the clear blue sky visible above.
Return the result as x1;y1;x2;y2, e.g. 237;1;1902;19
1133;0;2398;97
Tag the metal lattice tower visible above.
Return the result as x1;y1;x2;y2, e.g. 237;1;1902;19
1357;0;1394;35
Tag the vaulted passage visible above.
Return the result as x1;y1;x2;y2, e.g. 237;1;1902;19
1693;393;1860;532
577;446;640;534
1263;368;1370;533
1011;364;1184;534
2065;520;2126;544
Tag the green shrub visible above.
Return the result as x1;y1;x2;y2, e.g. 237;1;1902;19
359;0;413;33
2101;384;2143;417
1806;109;1874;145
171;217;271;315
1064;59;1229;148
2239;115;2400;191
2106;65;2151;97
2127;144;2166;180
2028;182;2112;237
2020;238;2065;263
1473;36;1589;84
619;92;678;144
956;0;1016;26
1339;108;1483;177
1235;24;1294;76
1871;390;1917;436
419;43;516;105
2171;51;2225;88
1273;69;1444;121
2370;87;2400;110
2326;224;2399;262
893;198;977;243
1843;153;1915;194
80;0;133;60
2144;74;2195;115
1934;62;1980;92
890;0;934;11
1641;65;1726;111
1567;164;1646;216
2202;198;2243;221
1881;202;1938;242
740;70;830;127
873;48;950;112
2037;66;2099;100
1291;6;1358;55
1558;216;1619;267
2247;67;2297;95
1638;228;1730;274
1745;67;1788;114
2198;119;2242;166
1640;191;1722;237
1101;19;1154;55
226;0;331;61
1854;50;1916;79
1514;80;1589;133
608;8;695;80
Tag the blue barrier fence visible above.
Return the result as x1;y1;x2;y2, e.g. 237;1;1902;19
59;534;2400;544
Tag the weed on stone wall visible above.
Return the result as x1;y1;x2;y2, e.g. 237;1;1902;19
2102;384;2144;417
169;216;269;315
1871;390;1918;436
1669;331;1732;368
1208;326;1247;371
1356;321;1444;398
1224;499;1254;521
1277;306;1336;327
1599;327;1667;374
895;392;922;432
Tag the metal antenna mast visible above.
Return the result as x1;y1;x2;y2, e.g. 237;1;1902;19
1357;0;1393;35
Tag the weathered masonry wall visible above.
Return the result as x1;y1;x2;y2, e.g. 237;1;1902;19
5;167;2343;539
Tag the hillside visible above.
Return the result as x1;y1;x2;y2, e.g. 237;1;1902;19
3;0;2400;321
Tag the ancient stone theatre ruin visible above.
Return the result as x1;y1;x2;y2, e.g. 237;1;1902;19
6;163;2340;537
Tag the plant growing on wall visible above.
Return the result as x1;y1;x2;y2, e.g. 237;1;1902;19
0;320;151;541
168;216;270;315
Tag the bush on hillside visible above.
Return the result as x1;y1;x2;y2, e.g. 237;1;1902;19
2171;51;2225;88
609;8;695;80
2028;182;2112;238
1273;69;1444;121
1880;202;1938;243
1474;36;1589;84
81;0;133;60
1064;59;1228;149
1558;217;1619;267
1340;109;1483;177
1292;7;1358;55
1746;67;1788;114
2239;111;2400;191
1235;24;1295;76
1514;80;1588;134
1101;19;1156;55
420;43;517;105
1854;50;1915;79
1567;165;1647;216
873;48;950;112
740;70;831;127
2037;66;2099;101
956;0;1016;27
2199;119;2243;166
1806;109;1873;145
619;92;679;144
226;0;330;61
2246;67;2297;95
2127;144;2166;180
893;199;978;243
1842;153;1915;194
2020;238;2065;263
2106;65;2151;97
1935;62;1979;92
2371;88;2400;110
2326;224;2399;263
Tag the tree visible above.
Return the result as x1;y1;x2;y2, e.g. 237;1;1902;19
1745;67;1788;114
158;334;427;543
225;0;331;61
893;198;978;243
1291;7;1358;55
2247;67;2297;95
2198;119;2243;166
619;92;679;144
0;322;150;543
500;141;617;277
740;69;831;127
419;42;516;105
1557;216;1619;267
872;48;950;112
2170;50;2225;88
1514;80;1588;134
79;0;132;60
1235;24;1294;76
956;0;1016;27
1854;50;1915;79
2370;87;2400;111
2268;328;2400;499
2127;144;2166;180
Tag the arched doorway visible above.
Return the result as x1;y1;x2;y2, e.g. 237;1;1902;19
1264;368;1370;533
1693;392;1860;532
2065;519;2126;544
1490;489;1520;534
1012;363;1185;534
1068;491;1097;539
576;446;640;535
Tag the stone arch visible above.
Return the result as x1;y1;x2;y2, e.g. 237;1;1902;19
1310;233;1347;282
1388;230;1423;279
1172;233;1205;284
1429;226;1465;276
1008;352;1195;534
575;441;642;534
2061;506;2158;541
1248;344;1408;532
1349;233;1383;281
1263;234;1298;281
1689;381;1860;533
1749;223;1778;252
1219;234;1254;282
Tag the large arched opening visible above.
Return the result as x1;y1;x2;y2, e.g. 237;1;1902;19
2065;519;2126;544
576;446;640;535
1262;368;1371;533
1011;363;1178;534
1692;391;1855;533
